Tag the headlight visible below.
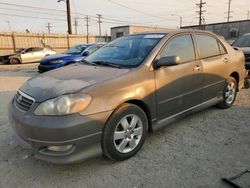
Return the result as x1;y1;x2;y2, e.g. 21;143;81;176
34;94;91;115
50;60;64;64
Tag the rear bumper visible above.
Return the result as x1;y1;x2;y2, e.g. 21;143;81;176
244;69;250;89
8;99;112;164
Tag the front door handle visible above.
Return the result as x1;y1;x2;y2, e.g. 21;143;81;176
223;58;229;63
193;65;201;71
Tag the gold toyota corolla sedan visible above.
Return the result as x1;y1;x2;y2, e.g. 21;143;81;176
8;29;248;164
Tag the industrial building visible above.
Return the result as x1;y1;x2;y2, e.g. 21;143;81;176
111;25;172;40
181;20;250;41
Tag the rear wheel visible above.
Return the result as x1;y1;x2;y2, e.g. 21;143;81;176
10;58;21;64
217;77;237;108
102;103;148;161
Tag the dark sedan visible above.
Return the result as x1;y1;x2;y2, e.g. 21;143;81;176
232;33;250;71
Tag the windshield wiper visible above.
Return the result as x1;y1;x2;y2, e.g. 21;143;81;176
80;59;97;66
92;61;122;69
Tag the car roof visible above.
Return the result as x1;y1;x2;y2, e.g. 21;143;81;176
128;29;218;37
78;44;95;46
242;33;250;36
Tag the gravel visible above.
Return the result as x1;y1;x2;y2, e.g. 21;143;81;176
0;64;249;188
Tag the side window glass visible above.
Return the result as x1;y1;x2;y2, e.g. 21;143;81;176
25;48;31;53
160;34;195;63
87;46;98;54
30;47;42;52
195;34;220;58
218;41;227;54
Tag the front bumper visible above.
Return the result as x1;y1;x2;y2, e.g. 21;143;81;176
8;99;112;164
38;63;63;72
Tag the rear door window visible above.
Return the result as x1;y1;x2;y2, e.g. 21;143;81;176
160;34;196;63
30;47;43;52
87;46;99;54
218;41;227;54
195;34;220;59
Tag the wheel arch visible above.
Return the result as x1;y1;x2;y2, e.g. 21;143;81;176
123;99;153;132
9;55;21;64
230;71;239;91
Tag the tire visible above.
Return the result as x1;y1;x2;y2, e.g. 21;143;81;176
10;58;21;64
102;103;148;161
217;77;237;109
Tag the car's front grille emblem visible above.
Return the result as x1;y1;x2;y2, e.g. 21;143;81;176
15;90;35;111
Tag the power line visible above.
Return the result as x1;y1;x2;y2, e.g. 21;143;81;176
0;2;174;28
0;12;66;22
107;0;168;19
0;7;67;17
196;0;206;28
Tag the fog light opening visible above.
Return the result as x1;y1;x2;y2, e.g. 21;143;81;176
47;145;73;152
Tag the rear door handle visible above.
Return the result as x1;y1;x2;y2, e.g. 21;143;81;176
223;58;229;63
193;65;201;71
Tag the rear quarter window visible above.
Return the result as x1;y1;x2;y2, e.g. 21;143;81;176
218;41;227;54
195;34;220;59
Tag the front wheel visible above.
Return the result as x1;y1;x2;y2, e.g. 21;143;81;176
102;103;148;161
217;77;237;108
10;58;21;64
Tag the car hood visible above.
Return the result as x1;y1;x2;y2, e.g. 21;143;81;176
234;47;250;54
0;53;17;57
20;64;130;102
41;53;83;62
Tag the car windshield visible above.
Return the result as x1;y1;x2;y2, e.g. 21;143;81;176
233;35;250;47
65;45;87;54
15;48;25;53
84;34;165;68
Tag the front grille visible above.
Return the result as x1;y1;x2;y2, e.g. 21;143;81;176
15;91;35;111
40;61;49;65
0;56;9;63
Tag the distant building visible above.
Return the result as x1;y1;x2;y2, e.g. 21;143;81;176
181;20;250;41
111;25;172;40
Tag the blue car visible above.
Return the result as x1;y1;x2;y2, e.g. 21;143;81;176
38;44;102;72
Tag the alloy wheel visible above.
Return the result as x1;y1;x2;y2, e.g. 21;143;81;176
225;81;236;104
113;114;143;153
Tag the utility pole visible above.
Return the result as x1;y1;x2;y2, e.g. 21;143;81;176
97;14;102;36
6;20;11;32
46;23;51;34
225;0;233;22
196;0;206;29
57;0;72;34
66;0;72;34
85;16;90;44
171;14;182;28
180;16;182;28
247;10;250;20
73;17;79;34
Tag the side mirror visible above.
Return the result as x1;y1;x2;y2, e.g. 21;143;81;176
82;51;89;56
155;56;180;68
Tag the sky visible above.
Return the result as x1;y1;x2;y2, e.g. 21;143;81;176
0;0;249;35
